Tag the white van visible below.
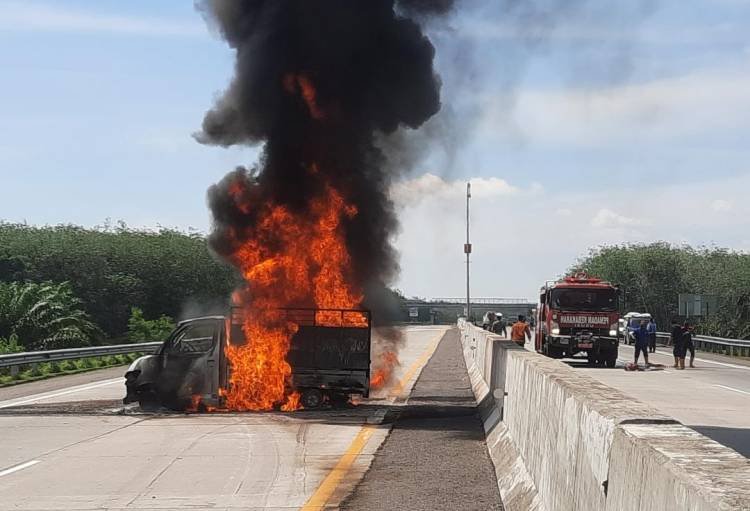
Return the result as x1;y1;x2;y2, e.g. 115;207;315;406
622;312;652;344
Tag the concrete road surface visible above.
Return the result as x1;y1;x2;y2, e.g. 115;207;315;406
519;336;750;458
0;325;449;510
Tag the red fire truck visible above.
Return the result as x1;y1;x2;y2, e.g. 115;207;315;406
535;273;621;367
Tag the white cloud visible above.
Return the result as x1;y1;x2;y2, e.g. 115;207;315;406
476;66;750;147
590;208;646;228
711;199;733;212
0;2;205;37
390;173;521;205
393;172;750;300
462;19;746;47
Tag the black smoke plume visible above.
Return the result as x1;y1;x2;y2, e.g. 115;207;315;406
197;0;453;321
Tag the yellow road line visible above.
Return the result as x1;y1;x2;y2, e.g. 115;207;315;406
300;425;374;510
300;328;446;510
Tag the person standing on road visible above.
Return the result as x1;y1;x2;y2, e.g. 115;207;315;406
511;315;531;347
647;318;657;353
492;314;507;337
632;320;650;367
680;321;696;369
671;319;683;368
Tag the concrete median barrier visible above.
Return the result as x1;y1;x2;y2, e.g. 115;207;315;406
457;320;750;511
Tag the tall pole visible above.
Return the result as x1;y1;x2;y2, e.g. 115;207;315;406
465;182;472;321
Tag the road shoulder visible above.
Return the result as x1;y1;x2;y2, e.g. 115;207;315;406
341;327;503;511
0;366;125;402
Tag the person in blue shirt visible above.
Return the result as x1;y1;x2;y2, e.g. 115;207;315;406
647;318;657;353
632;320;650;367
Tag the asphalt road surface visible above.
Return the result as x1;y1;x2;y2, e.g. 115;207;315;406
0;325;450;511
341;328;502;511
518;335;750;458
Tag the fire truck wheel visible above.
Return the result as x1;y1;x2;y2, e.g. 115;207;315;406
301;389;323;409
549;346;563;358
605;355;617;368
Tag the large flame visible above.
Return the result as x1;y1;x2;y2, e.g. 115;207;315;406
215;74;397;411
224;179;365;411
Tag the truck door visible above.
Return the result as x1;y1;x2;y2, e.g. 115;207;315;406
535;291;547;352
156;319;221;409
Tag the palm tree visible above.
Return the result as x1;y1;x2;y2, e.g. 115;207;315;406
0;281;100;350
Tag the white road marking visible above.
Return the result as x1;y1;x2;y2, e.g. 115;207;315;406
714;384;750;396
0;460;40;477
0;379;121;409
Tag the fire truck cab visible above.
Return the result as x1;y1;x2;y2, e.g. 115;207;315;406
535;273;621;367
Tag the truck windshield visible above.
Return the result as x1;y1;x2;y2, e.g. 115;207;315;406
550;288;617;311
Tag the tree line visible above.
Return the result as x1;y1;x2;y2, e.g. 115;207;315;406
574;243;750;339
0;223;238;350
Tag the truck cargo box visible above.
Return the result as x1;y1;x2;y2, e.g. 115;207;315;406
229;307;372;400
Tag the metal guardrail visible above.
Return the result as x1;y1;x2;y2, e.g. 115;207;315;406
654;332;750;357
0;342;162;370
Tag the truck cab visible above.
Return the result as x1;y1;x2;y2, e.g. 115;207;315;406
535;274;621;367
124;307;371;410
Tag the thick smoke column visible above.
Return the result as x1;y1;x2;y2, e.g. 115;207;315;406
197;0;453;318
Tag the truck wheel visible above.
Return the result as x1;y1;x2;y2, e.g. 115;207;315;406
138;394;160;411
330;393;350;408
548;346;563;359
133;386;159;411
605;353;618;368
301;389;323;409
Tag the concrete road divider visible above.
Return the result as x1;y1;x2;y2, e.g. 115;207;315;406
457;320;750;511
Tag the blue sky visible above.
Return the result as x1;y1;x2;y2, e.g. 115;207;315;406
1;1;749;299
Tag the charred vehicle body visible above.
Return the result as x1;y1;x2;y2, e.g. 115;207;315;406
535;274;621;367
124;307;371;410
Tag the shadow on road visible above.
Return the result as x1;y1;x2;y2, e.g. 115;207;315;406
562;359;622;369
688;425;750;458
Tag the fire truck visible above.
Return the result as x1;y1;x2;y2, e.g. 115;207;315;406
535;273;621;367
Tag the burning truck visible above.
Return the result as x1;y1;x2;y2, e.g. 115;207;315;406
122;2;453;412
124;307;371;410
535;274;621;367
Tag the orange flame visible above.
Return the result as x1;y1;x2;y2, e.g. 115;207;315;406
186;394;217;413
223;181;365;411
283;73;325;120
280;391;301;412
370;351;399;389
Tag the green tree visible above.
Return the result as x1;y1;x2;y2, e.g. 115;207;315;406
0;334;22;354
575;243;750;339
0;223;238;337
126;307;175;343
0;281;101;350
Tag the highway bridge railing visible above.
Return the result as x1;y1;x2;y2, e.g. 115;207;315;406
0;342;162;374
655;332;750;357
430;297;533;305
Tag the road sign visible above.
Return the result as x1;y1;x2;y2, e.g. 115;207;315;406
678;294;718;317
